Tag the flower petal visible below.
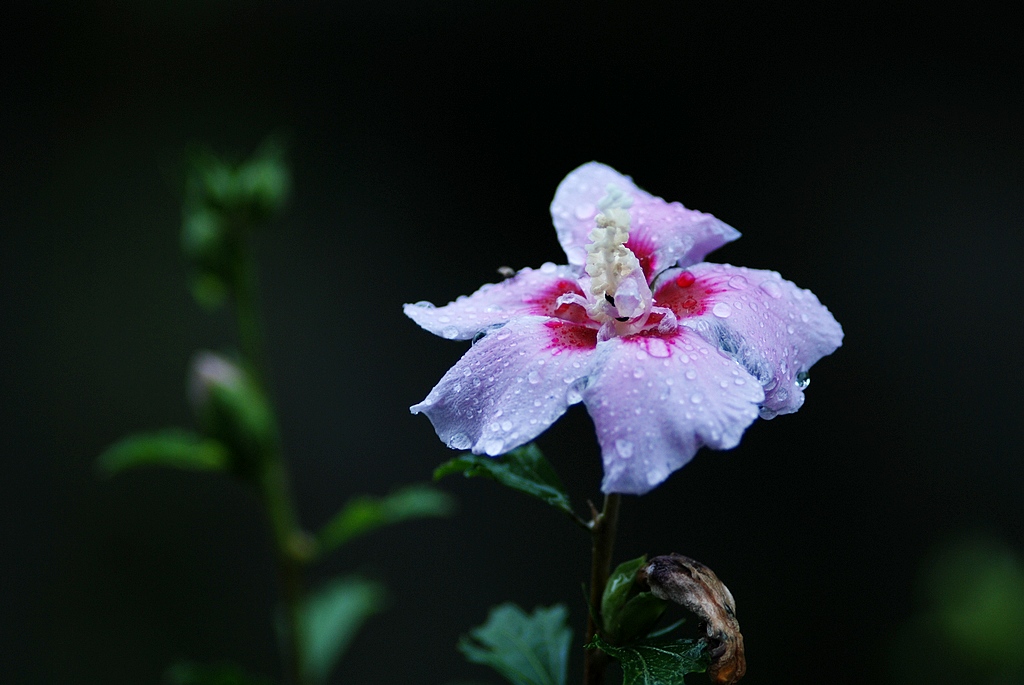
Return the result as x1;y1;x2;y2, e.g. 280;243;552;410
411;316;600;456
404;264;585;340
549;162;741;275
582;330;764;495
658;264;843;418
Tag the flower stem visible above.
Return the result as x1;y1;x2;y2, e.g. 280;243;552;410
231;238;310;685
583;493;621;685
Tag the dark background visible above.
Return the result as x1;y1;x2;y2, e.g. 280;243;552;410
1;1;1020;683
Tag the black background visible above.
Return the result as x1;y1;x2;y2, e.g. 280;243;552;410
1;1;1020;683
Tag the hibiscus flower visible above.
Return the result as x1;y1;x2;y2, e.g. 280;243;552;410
406;162;843;495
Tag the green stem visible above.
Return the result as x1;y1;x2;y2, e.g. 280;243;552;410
583;493;621;685
231;236;310;685
232;238;270;384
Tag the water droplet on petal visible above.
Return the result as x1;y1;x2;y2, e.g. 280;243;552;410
712;303;732;318
728;275;748;289
448;433;471;449
690;392;703;404
501;420;513;431
442;326;460;339
760;281;783;299
540;262;557;274
615;439;634;459
633;368;644;379
574;203;596;220
796;371;811;389
685;369;697;380
676;271;696;287
484;439;505;456
528;371;541;384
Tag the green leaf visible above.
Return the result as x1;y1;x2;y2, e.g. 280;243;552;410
587;634;709;685
317;484;456;552
434;444;573;516
97;430;229;477
164;661;272;685
602;556;648;635
458;603;572;685
615;593;670;645
302;576;387;684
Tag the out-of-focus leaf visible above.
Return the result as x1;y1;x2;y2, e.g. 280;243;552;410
587;634;709;685
435;444;573;516
97;430;229;477
317;484;456;552
458;603;572;685
164;661;272;685
190;272;228;310
302;576;386;684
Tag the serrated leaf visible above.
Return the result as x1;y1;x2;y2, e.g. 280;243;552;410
602;556;648;635
97;430;229;477
458;603;572;685
317;484;456;552
163;661;272;685
302;576;386;684
434;444;573;516
587;634;709;685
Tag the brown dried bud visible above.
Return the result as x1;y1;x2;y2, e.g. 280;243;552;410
642;554;746;685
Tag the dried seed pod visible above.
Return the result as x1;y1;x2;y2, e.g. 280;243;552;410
641;554;746;684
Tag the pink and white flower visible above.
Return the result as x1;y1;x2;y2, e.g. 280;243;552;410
406;163;843;495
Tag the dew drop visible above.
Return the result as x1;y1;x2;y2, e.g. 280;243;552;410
501;420;513;431
448;433;471;449
685;369;697;380
484;439;505;456
528;371;541;384
728;275;748;289
676;271;696;287
540;262;557;274
615;439;634;459
574;203;596;220
796;371;811;389
690;392;703;404
442;326;460;339
712;303;732;318
760;281;783;299
633;368;644;379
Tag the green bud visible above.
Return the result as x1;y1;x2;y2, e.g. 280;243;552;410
189;351;277;474
236;156;290;221
181;208;230;271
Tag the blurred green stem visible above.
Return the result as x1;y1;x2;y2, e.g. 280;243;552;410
231;238;270;384
583;493;621;685
231;236;310;685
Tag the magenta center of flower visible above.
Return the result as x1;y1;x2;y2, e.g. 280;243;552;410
653;270;724;319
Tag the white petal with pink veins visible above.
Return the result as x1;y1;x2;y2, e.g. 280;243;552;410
658;264;843;418
581;330;764;495
404;264;583;340
549;162;741;275
411;316;600;456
